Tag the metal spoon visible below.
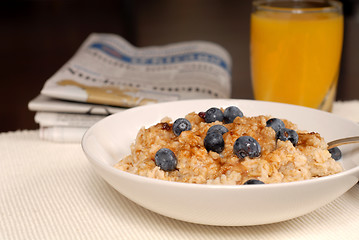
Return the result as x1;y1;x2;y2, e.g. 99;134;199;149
327;136;359;149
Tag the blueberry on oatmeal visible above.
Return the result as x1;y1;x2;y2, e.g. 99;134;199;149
223;106;243;123
243;179;265;185
155;148;178;171
276;128;299;146
266;118;285;133
173;118;192;136
204;107;224;123
204;132;225;153
207;125;228;135
233;136;261;159
329;147;342;161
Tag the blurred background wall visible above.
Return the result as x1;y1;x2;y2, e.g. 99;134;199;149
1;0;358;132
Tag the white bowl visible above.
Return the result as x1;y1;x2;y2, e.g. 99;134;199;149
82;99;359;226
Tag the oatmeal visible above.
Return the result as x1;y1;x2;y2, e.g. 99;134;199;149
114;106;343;185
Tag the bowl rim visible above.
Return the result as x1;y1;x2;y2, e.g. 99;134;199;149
82;98;359;190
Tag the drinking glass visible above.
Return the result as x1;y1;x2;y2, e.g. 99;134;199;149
250;0;343;111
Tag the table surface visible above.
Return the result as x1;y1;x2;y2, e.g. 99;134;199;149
1;100;359;240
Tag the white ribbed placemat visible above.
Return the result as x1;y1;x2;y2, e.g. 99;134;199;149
1;101;359;240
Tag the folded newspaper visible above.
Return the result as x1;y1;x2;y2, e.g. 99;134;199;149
28;33;232;142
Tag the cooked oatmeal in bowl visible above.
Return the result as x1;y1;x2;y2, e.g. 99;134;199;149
82;99;359;226
114;106;342;185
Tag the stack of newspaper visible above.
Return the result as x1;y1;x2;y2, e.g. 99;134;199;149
28;33;232;142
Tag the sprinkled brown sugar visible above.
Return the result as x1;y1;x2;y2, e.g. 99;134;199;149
159;122;171;131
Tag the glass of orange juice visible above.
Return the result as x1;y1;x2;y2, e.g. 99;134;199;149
250;0;343;111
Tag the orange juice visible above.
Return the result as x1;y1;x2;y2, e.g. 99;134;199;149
251;7;343;111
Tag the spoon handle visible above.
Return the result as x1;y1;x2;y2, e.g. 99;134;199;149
327;136;359;149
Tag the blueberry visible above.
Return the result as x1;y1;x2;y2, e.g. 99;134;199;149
204;132;225;153
204;107;224;123
266;118;285;133
155;148;178;171
243;179;265;185
223;106;243;123
233;136;261;159
276;128;298;146
207;125;228;135
329;147;342;161
173;118;191;136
